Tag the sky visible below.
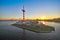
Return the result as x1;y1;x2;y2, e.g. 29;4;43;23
0;0;60;20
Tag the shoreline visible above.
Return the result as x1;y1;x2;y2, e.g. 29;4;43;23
12;23;55;33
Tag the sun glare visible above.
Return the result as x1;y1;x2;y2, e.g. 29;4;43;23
40;16;46;20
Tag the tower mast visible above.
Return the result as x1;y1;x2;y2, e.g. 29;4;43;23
22;6;25;21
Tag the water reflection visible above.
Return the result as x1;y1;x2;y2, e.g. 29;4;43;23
39;21;45;24
0;21;60;40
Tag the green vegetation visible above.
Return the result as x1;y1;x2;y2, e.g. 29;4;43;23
12;24;55;33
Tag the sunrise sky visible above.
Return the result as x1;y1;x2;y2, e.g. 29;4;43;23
0;0;60;20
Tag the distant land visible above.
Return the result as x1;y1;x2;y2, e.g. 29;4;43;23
40;18;60;23
0;18;60;23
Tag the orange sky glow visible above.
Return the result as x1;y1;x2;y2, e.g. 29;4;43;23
0;16;60;20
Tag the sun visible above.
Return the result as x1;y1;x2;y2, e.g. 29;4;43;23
40;16;47;20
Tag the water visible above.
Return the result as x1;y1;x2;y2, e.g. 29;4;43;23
0;21;60;40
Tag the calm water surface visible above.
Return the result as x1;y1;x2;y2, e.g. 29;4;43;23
0;21;60;40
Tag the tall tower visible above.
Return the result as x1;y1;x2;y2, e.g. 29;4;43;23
22;6;25;21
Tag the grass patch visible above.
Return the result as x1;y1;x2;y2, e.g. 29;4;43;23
12;24;55;33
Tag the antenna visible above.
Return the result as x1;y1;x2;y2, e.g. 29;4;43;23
22;6;25;21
